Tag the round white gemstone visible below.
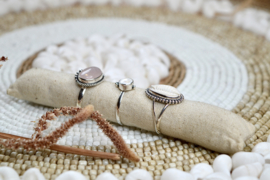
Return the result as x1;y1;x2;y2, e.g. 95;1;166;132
119;78;133;86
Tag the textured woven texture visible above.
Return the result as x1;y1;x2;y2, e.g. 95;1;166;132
0;5;270;180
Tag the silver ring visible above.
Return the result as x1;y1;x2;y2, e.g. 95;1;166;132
145;85;184;134
75;67;104;108
115;78;136;125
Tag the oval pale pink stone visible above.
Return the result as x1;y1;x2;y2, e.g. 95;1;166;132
79;67;102;80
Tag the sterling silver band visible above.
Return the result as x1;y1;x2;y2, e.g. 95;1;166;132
77;87;86;108
115;78;135;125
116;91;125;125
146;85;184;134
153;101;169;134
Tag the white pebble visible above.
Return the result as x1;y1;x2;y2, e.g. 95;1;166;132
133;76;149;89
32;56;55;68
144;0;162;7
42;0;61;8
22;0;45;12
213;154;232;176
203;172;231;180
22;168;45;180
55;171;87;180
182;0;203;14
232;162;263;179
32;34;169;89
260;168;270;180
190;163;214;179
265;153;270;164
91;0;109;5
85;57;103;70
252;142;270;156
161;168;194;180
61;0;77;6
46;45;58;54
125;169;153;180
146;67;160;85
166;0;182;12
104;68;125;82
235;176;259;180
152;61;170;79
215;0;234;14
202;1;217;18
6;0;23;13
125;0;145;7
0;1;9;16
96;172;118;180
0;167;20;180
110;0;122;6
232;152;264;169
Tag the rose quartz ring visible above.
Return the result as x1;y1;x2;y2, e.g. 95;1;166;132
75;67;104;108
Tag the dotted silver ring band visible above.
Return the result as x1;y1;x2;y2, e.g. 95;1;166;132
145;85;184;134
145;89;184;105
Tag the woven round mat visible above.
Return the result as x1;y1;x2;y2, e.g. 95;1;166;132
0;4;270;180
16;48;186;88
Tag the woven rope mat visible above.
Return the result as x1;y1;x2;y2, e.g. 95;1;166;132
16;49;186;88
233;0;270;11
0;5;270;180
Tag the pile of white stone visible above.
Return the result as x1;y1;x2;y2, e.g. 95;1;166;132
32;34;170;89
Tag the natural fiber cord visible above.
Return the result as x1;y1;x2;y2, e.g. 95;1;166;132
0;4;270;180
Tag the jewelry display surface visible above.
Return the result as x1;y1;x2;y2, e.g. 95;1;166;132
0;4;270;180
0;18;247;110
0;18;248;148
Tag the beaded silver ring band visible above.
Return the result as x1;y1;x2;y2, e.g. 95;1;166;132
115;78;136;125
75;66;104;108
146;85;184;134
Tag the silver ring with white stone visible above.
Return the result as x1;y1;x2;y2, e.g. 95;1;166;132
145;85;184;134
115;78;136;125
75;67;104;108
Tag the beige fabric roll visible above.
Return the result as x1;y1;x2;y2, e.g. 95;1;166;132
7;68;255;154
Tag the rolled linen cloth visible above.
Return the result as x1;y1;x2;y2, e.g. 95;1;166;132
7;68;255;154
